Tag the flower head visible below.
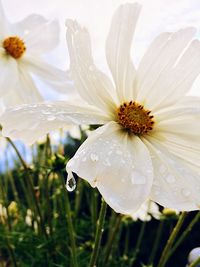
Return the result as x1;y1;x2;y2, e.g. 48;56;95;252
1;3;200;214
0;0;72;109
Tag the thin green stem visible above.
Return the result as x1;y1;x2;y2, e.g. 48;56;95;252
189;256;200;267
103;214;123;265
60;172;78;267
131;221;147;267
65;191;78;267
157;212;187;267
148;220;164;265
6;137;48;240
89;199;107;267
168;212;200;259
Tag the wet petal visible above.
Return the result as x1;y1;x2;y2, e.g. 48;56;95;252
1;102;110;145
143;138;200;211
67;122;153;214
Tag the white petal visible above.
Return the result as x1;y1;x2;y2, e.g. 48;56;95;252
143;138;200;211
21;55;73;94
66;19;117;116
0;0;10;37
67;122;153;214
0;56;19;96
106;3;141;102
136;28;197;110
13;15;59;54
1;102;110;145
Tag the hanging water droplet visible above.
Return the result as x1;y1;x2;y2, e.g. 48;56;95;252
66;171;76;192
90;153;99;162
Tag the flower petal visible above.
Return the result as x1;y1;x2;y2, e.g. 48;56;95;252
1;102;110;145
66;19;116;116
106;3;141;102
21;55;74;94
13;15;59;54
0;0;10;37
0;56;19;96
143;138;200;211
67;122;153;214
136;28;197;110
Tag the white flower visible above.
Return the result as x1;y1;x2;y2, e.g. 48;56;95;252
131;200;161;221
1;3;200;214
0;0;72;108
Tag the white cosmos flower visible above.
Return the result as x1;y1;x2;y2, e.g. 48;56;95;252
0;0;72;107
1;3;200;214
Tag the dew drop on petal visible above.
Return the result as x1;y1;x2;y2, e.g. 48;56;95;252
90;153;99;162
181;188;191;197
66;170;76;192
165;174;176;184
131;170;146;185
47;115;56;121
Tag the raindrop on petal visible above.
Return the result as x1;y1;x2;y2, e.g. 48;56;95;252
90;153;99;162
131;170;146;185
165;174;176;184
181;188;191;197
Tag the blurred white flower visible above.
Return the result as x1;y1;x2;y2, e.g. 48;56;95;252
2;3;200;214
187;247;200;267
0;0;72;109
131;200;160;221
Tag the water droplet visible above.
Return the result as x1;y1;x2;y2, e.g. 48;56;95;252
181;188;191;197
116;150;122;155
47;115;56;121
131;170;146;185
90;153;99;162
42;110;51;115
66;171;76;192
165;174;176;184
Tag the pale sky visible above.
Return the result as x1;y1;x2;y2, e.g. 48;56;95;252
3;0;200;95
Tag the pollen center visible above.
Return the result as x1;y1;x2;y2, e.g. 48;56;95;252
3;36;26;59
117;101;154;135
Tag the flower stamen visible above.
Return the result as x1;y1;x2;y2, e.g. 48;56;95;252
3;36;26;59
117;101;154;135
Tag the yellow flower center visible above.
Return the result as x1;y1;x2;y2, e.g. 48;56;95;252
3;36;26;59
117;101;154;135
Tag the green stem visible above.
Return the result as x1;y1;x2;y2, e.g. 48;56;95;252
189;256;200;267
89;199;107;267
7;137;48;240
60;172;78;267
103;214;123;265
157;212;187;267
148;220;164;265
168;212;200;259
131;221;147;267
